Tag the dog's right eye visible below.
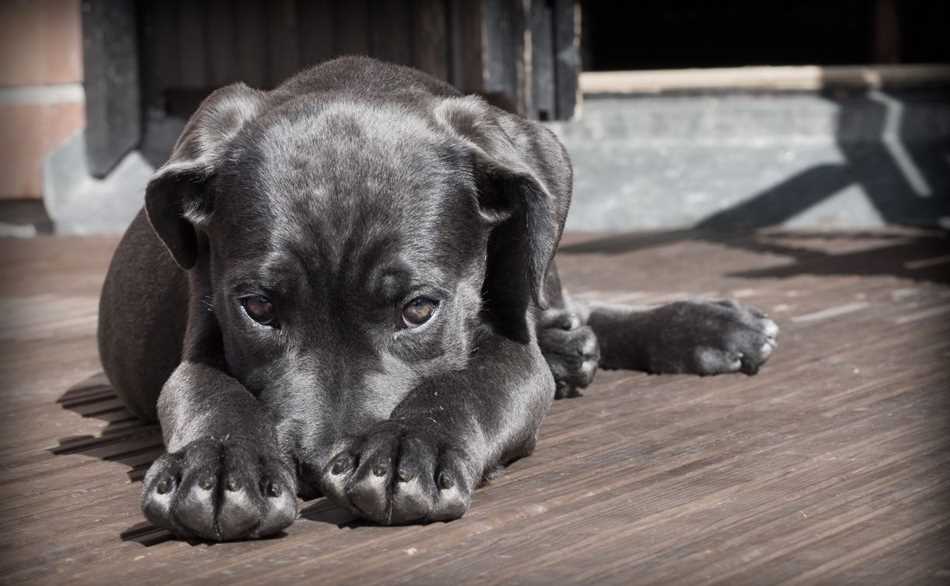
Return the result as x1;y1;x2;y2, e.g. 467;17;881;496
241;295;276;327
402;296;439;328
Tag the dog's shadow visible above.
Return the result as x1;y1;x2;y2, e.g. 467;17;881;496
52;373;161;482
52;373;354;547
51;373;175;545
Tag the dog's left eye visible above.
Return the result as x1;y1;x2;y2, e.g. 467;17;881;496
241;295;276;327
402;297;439;328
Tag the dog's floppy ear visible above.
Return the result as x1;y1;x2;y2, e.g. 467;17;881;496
145;83;265;269
436;96;572;337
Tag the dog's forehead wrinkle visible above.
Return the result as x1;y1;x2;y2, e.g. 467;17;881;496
222;245;302;292
258;98;440;176
250;118;451;226
287;209;404;290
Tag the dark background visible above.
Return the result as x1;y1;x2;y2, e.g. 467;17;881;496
583;0;950;70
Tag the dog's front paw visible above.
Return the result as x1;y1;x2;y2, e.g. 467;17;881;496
538;309;600;399
142;437;297;541
321;422;476;525
648;300;779;375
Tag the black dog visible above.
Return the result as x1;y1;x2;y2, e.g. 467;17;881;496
98;57;778;541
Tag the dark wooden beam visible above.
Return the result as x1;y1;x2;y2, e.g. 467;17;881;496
139;0;180;113
872;0;901;64
447;0;576;120
370;0;413;66
334;0;370;56
482;0;528;115
448;0;483;94
267;0;301;87
529;0;555;121
298;0;335;70
206;0;237;87
413;0;450;81
81;0;142;178
234;0;268;89
177;1;207;88
552;0;579;120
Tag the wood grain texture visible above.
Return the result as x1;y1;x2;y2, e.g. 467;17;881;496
412;0;449;81
206;0;237;87
552;0;578;120
139;0;180;110
528;0;555;121
176;0;208;88
370;0;412;67
297;0;335;70
266;0;301;88
80;0;141;178
333;0;370;57
0;229;948;584
234;0;268;89
447;0;483;95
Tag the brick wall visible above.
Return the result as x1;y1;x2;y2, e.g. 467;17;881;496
0;0;84;200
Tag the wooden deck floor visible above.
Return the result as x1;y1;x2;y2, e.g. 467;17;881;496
1;229;949;585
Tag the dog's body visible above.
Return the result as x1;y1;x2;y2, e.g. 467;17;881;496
98;57;778;540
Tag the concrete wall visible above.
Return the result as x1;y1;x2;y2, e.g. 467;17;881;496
47;87;950;235
549;89;950;231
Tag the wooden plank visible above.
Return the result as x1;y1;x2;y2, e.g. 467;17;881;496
872;0;901;64
297;0;335;70
1;229;949;583
529;0;555;120
552;0;578;119
267;0;301;87
206;0;237;87
580;64;950;95
481;0;527;114
80;0;141;177
412;0;449;80
447;0;483;94
370;0;412;66
234;0;268;88
138;0;180;112
176;0;208;88
334;0;370;56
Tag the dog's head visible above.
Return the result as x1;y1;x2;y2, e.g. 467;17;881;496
145;80;569;494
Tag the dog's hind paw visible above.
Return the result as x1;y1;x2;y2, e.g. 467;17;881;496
538;309;600;399
142;437;297;541
646;300;779;376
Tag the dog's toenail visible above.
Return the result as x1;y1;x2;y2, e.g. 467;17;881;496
156;478;172;494
226;477;240;491
397;467;415;482
437;471;455;490
373;463;388;477
198;476;215;490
